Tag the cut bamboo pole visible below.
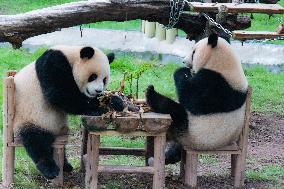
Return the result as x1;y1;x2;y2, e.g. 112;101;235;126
166;28;177;44
141;20;146;33
155;23;166;41
153;135;166;189
85;134;100;189
2;76;15;188
145;21;156;38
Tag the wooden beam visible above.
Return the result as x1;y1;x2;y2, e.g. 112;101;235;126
189;2;284;14
232;31;284;40
98;165;155;174
99;147;145;156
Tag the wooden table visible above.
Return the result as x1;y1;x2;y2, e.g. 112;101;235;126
81;112;171;189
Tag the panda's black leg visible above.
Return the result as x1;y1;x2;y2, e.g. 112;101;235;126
63;147;73;173
145;85;188;133
19;125;60;179
165;141;183;165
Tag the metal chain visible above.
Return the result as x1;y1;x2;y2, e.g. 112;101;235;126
164;0;232;36
164;0;186;29
202;12;233;36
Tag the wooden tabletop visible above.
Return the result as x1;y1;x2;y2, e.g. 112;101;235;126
81;112;172;134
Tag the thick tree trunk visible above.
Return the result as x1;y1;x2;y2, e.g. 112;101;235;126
0;0;250;48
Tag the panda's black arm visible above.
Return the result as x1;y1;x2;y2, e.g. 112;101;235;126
173;67;193;101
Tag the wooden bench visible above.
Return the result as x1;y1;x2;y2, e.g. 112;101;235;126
1;72;68;188
81;113;172;189
232;31;284;40
180;87;252;188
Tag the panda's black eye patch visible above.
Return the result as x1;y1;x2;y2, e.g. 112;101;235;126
103;77;107;85
88;74;97;82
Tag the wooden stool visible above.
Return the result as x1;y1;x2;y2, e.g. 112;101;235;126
81;113;171;189
180;87;252;188
1;72;68;188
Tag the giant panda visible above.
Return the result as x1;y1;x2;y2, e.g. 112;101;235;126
13;46;117;179
146;34;248;164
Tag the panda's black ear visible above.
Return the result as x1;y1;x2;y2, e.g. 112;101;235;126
208;33;218;48
80;47;95;59
107;53;115;64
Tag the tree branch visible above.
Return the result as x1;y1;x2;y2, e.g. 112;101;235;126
0;0;250;48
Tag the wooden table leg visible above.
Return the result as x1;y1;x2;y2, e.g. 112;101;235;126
85;134;100;189
153;135;166;189
185;151;198;188
80;128;89;171
52;146;65;186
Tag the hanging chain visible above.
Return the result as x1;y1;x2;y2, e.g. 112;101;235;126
202;12;233;36
164;0;232;37
164;0;186;29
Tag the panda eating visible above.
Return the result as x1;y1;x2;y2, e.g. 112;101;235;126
14;46;120;179
146;34;248;164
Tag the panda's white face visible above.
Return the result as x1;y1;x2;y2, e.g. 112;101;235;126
183;38;213;73
70;47;113;98
84;72;108;98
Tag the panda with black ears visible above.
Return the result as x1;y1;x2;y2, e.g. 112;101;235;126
146;34;248;164
14;46;122;179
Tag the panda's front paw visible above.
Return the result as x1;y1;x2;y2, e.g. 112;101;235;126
174;67;192;82
145;85;157;109
109;95;125;112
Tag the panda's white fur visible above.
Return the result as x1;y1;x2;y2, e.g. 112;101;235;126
146;34;248;161
13;45;114;179
182;36;248;150
14;62;68;136
14;46;111;136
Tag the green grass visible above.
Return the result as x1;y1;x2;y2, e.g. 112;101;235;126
0;45;283;187
246;165;284;182
0;0;79;14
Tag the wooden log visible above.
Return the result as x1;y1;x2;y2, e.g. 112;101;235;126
0;0;251;47
233;31;284;40
98;165;155;174
153;135;166;189
189;2;284;14
2;77;15;188
85;134;100;189
52;146;65;186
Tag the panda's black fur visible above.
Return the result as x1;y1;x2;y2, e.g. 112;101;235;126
35;49;105;115
16;46;119;179
146;34;248;164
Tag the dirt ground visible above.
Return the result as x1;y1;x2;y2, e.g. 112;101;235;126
38;112;283;189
